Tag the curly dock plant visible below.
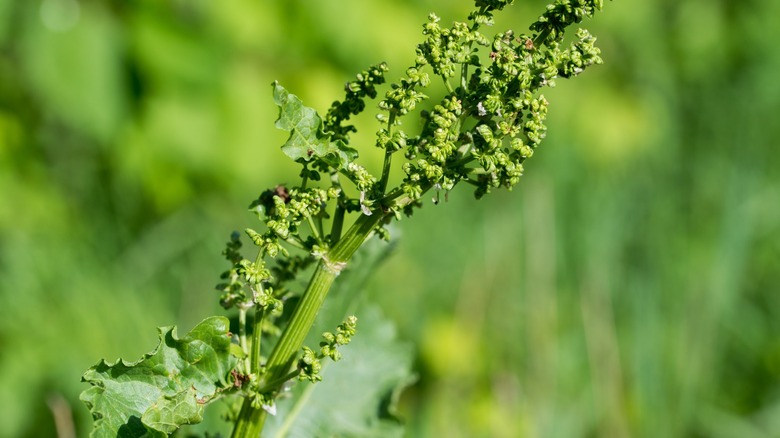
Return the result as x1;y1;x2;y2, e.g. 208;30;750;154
81;0;608;436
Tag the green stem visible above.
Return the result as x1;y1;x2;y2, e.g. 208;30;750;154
300;169;309;190
378;111;397;196
460;62;469;93
306;215;322;244
316;215;325;242
533;26;553;48
378;149;394;196
379;181;435;207
443;79;454;94
329;172;346;245
251;304;265;375
230;211;386;438
282;236;307;251
330;204;345;245
239;308;250;372
256;370;300;394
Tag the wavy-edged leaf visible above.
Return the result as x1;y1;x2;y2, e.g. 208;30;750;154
273;81;357;169
80;316;238;437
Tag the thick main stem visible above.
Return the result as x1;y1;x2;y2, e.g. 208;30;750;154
231;212;385;438
251;305;265;374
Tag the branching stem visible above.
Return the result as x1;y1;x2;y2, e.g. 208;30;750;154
283;236;307;251
378;111;398;195
306;215;322;244
256;370;300;394
533;26;552;48
443;78;455;94
251;304;265;375
231;211;386;437
330;204;346;245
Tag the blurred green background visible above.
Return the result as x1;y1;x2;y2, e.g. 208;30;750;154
2;0;780;437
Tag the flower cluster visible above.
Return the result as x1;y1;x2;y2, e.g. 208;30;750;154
373;0;603;204
249;186;337;249
297;316;358;382
555;28;603;78
297;347;323;383
217;184;341;314
216;231;276;311
319;315;358;361
324;63;389;142
530;0;605;44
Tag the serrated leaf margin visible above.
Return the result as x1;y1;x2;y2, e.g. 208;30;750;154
273;81;358;169
80;316;238;437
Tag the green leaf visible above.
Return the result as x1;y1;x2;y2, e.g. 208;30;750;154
272;81;358;169
80;316;239;438
324;139;360;170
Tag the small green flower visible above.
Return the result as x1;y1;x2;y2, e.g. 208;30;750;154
297;347;323;383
